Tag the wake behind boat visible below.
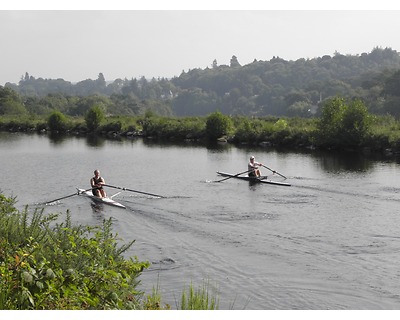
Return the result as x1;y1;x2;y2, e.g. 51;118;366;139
77;188;126;208
216;171;291;186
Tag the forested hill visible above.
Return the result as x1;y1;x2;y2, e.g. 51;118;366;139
3;47;400;118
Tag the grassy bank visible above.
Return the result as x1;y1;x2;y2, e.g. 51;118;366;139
1;98;400;154
0;194;219;310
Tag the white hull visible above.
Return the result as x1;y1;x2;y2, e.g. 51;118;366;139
77;188;126;208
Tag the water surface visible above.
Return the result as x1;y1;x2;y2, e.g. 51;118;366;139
1;132;400;309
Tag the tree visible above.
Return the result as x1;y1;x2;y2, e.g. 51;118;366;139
230;55;241;68
341;99;370;146
85;105;105;132
205;111;233;140
317;97;370;148
0;86;27;115
383;69;400;97
47;111;68;132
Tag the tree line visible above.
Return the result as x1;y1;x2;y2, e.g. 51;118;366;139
2;47;400;119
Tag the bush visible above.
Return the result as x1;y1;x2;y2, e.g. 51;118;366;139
205;111;233;140
316;97;371;148
0;194;149;310
48;111;68;132
85;105;105;132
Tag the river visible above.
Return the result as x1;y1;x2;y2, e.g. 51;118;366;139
1;132;400;310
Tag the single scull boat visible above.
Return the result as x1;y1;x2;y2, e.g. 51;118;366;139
77;188;126;208
216;172;291;187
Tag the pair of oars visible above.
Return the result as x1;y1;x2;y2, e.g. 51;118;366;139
44;184;164;205
214;164;287;182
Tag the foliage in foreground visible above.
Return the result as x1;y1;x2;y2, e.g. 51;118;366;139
179;281;219;310
0;194;221;310
0;194;149;309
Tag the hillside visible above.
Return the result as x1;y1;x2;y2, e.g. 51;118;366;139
3;47;400;118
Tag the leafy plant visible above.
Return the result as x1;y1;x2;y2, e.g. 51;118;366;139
48;111;68;132
205;111;233;140
316;97;371;148
0;194;149;309
85;105;105;132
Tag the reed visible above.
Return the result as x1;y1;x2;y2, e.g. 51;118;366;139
179;281;219;310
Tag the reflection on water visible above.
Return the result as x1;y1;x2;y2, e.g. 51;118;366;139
48;132;69;145
90;202;106;223
317;150;374;172
86;134;106;148
206;141;234;152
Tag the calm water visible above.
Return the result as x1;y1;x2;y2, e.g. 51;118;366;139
1;132;400;310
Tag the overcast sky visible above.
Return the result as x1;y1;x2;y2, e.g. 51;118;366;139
1;4;400;85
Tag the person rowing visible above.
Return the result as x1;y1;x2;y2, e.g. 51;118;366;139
248;155;263;177
90;169;107;198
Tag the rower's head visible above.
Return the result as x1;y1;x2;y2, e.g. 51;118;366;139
250;155;255;161
94;169;100;176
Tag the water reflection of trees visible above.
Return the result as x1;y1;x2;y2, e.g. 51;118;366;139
316;151;373;173
206;141;232;153
48;132;68;145
86;134;105;148
142;138;208;150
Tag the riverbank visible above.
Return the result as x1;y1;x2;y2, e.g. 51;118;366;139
1;105;400;156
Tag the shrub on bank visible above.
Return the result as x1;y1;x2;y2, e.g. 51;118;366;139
1;106;400;153
0;194;220;310
48;111;68;133
0;194;149;309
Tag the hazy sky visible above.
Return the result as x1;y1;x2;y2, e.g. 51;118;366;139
1;5;400;85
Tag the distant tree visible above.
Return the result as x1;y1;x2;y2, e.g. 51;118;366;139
284;90;310;107
317;97;370;148
47;110;68;132
121;78;139;96
85;105;105;132
172;89;218;116
382;97;400;118
287;101;313;117
383;69;400;97
205;111;233;140
96;73;107;92
0;86;27;115
109;93;140;115
72;95;111;116
106;78;125;95
230;55;241;68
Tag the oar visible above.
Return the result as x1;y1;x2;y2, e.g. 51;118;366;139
214;169;253;182
104;184;165;198
261;165;287;179
44;187;94;204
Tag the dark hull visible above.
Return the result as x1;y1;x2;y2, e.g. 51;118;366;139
216;172;291;186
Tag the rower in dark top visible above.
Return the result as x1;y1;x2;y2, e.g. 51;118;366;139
248;155;263;177
91;169;107;198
